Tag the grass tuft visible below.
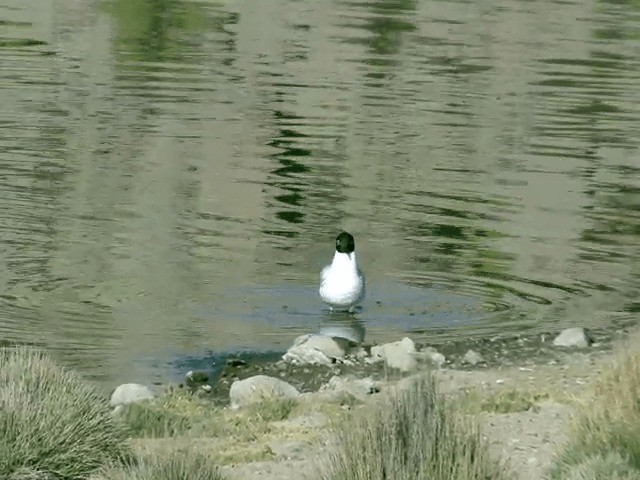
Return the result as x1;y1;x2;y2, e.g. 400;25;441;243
244;396;298;423
549;335;640;479
117;400;191;437
114;388;304;464
460;388;550;414
8;467;54;480
117;388;298;440
0;347;133;479
94;449;225;480
320;374;510;480
559;452;640;480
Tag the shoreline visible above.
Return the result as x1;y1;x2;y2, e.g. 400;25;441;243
4;319;638;479
173;320;631;406
113;321;637;480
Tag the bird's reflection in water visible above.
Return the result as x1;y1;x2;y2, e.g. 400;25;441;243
318;309;366;345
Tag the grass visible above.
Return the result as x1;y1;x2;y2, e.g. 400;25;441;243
117;399;192;437
93;450;225;480
319;373;511;480
117;389;298;438
0;347;133;479
549;333;640;479
459;388;550;414
115;388;307;464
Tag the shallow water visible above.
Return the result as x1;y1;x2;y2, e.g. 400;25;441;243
0;0;639;386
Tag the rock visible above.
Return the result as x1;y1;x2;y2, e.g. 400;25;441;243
282;334;351;366
421;347;446;368
320;375;380;400
110;383;154;407
382;355;418;372
351;346;369;362
226;358;247;368
553;328;592;348
371;337;418;372
462;349;484;366
229;375;300;409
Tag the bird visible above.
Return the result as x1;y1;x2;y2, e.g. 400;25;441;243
319;231;365;312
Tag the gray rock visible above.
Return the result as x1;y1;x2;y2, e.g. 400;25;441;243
282;334;351;366
226;358;247;368
320;375;380;400
110;383;154;407
553;328;592;348
420;347;446;368
351;346;369;362
371;337;418;372
462;349;484;366
229;375;300;409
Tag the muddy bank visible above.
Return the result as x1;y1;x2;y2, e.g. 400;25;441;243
172;322;632;405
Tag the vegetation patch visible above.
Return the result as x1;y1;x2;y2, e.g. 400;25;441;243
319;374;511;480
117;399;191;437
116;387;321;465
549;337;640;479
94;449;225;480
460;387;550;414
0;347;133;479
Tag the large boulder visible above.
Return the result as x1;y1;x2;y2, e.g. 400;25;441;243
418;347;447;368
370;337;418;372
109;383;154;407
462;349;484;366
320;375;380;401
230;375;300;409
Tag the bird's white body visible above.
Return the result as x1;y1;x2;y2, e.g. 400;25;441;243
319;251;365;311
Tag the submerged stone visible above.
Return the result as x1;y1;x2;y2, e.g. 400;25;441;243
462;349;484;366
282;334;351;366
553;328;592;348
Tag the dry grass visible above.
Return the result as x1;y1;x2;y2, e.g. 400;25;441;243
0;347;133;479
459;387;551;414
116;389;319;465
319;373;511;480
549;332;640;478
94;449;225;480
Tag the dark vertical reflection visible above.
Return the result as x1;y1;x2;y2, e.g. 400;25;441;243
263;109;312;241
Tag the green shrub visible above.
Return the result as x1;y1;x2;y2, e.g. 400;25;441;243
0;347;133;479
117;401;191;437
245;397;298;423
95;450;225;480
320;374;509;480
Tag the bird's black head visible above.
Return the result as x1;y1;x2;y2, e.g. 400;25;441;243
335;231;355;254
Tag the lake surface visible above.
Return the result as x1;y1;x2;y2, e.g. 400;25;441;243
1;0;639;387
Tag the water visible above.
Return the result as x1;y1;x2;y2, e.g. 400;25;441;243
0;0;639;387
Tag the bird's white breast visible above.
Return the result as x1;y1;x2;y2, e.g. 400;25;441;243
319;252;365;308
